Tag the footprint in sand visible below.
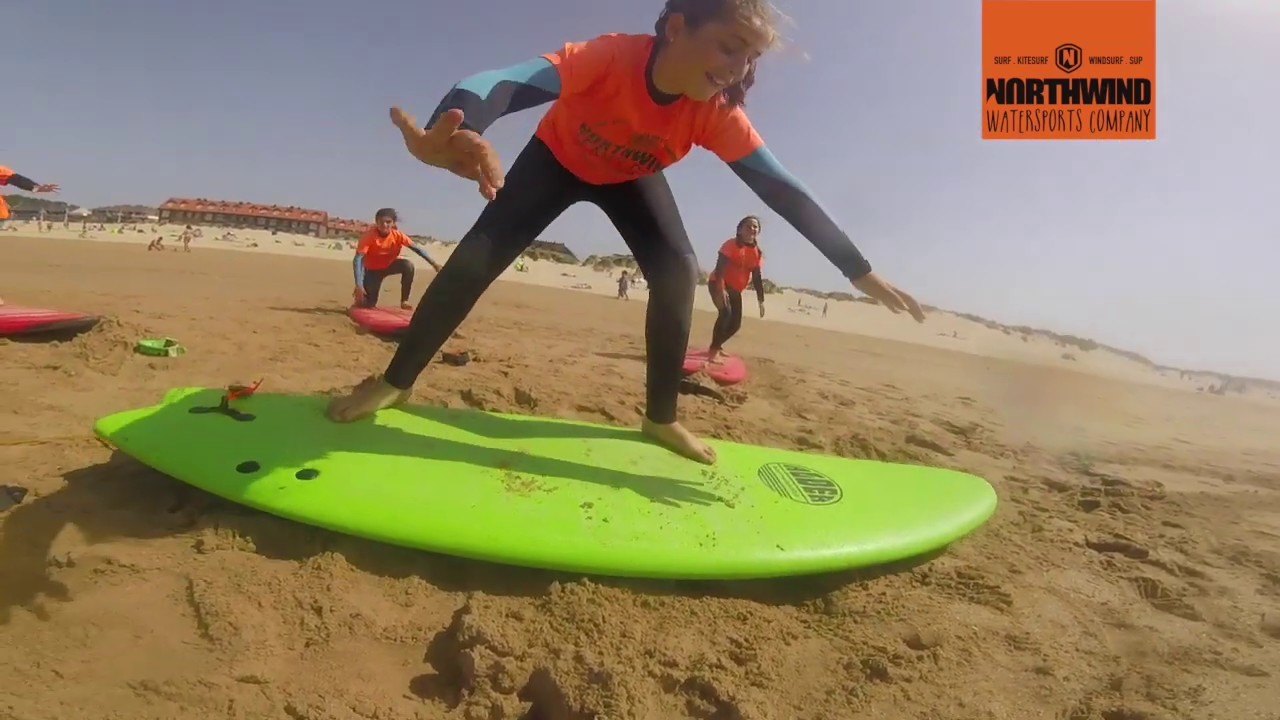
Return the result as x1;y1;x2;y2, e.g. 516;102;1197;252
1128;575;1203;622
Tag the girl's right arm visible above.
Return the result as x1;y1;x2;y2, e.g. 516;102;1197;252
353;254;366;288
353;233;371;288
424;34;619;135
426;57;562;135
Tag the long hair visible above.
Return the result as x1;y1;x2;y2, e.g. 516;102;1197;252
652;0;777;107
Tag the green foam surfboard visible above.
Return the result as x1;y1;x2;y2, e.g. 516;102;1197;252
93;387;998;580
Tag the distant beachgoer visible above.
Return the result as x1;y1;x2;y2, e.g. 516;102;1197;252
822;302;827;318
617;270;630;299
0;165;59;305
705;215;765;364
351;208;443;309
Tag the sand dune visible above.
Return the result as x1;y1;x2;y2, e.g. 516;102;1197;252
2;232;1279;719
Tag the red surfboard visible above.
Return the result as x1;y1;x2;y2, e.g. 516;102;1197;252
347;306;412;336
682;349;748;386
0;305;100;337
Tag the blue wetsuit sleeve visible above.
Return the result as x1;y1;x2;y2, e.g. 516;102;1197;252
728;147;873;281
408;241;438;266
426;57;562;135
5;174;38;192
353;254;366;288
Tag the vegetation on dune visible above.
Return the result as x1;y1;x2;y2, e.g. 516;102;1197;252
2;195;154;217
1;194;80;212
582;253;638;273
520;240;578;265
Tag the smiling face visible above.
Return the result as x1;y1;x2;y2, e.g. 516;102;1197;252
658;11;775;102
736;216;761;244
375;215;395;236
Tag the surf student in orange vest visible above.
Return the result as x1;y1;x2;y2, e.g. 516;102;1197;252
352;207;443;310
705;214;765;363
0;165;59;225
326;0;928;466
0;165;60;306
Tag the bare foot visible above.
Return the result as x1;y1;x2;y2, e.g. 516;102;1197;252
641;418;717;465
400;302;413;311
326;375;412;422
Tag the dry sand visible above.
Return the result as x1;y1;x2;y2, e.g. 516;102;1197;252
2;230;1279;719
20;221;1278;400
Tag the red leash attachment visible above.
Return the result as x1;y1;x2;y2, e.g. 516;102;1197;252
225;379;263;403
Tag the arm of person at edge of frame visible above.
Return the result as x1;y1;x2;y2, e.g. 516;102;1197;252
1;173;43;192
421;56;563;136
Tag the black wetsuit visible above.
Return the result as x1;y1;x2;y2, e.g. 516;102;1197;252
382;36;875;425
1;173;37;192
385;134;700;425
360;258;415;307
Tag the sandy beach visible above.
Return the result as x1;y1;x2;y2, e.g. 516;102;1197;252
2;226;1279;719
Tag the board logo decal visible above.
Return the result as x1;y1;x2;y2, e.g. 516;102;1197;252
757;463;843;506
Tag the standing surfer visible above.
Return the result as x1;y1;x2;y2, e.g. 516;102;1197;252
326;0;926;465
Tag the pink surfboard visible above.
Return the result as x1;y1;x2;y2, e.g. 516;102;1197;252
347;306;412;336
682;349;748;386
0;305;99;337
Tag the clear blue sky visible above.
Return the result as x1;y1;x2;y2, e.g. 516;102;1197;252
5;1;1277;379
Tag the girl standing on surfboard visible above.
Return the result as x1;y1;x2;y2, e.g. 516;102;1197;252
352;208;443;310
326;0;927;464
0;165;60;306
703;214;765;366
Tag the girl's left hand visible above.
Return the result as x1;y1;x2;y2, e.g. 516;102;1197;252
758;302;766;318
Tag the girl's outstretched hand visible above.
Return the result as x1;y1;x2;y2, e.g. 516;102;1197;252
389;107;505;201
851;271;927;323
